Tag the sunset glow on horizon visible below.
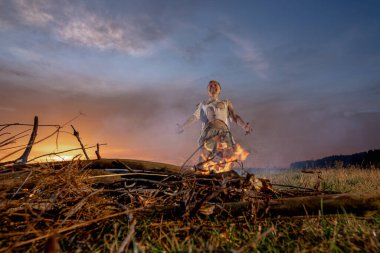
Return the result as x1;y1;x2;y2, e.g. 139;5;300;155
1;0;379;168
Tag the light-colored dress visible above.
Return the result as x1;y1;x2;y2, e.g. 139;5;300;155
193;99;235;150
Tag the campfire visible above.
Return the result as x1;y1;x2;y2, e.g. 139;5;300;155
181;118;251;175
198;143;249;174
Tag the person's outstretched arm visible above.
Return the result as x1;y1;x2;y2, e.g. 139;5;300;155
176;103;201;134
227;100;252;135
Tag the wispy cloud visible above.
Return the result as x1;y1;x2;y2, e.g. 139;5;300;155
56;12;153;56
224;32;269;79
9;47;44;63
9;0;164;56
14;0;53;26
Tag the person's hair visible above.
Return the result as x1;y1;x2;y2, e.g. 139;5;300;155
208;80;221;90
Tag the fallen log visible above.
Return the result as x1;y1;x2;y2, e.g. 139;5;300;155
221;191;380;217
5;158;182;173
85;159;182;173
136;191;380;218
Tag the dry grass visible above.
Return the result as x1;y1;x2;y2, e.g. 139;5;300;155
0;162;379;252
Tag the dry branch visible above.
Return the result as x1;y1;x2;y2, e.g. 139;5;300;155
15;116;39;165
0;124;61;163
0;114;85;164
0;129;30;147
10;171;33;199
95;143;101;159
71;125;89;160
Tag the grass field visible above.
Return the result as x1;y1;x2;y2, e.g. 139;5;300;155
132;167;380;252
1;164;379;252
269;166;380;193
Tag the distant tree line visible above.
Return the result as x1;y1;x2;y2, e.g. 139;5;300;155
290;149;380;169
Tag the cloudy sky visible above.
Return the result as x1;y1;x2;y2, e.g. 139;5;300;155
0;0;379;168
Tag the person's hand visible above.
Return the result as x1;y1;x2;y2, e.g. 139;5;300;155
243;123;252;135
176;123;184;134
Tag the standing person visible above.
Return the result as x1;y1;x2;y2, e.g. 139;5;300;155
177;80;252;172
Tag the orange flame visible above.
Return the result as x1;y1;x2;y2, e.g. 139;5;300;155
198;143;249;174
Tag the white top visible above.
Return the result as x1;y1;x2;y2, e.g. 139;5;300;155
193;99;230;131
